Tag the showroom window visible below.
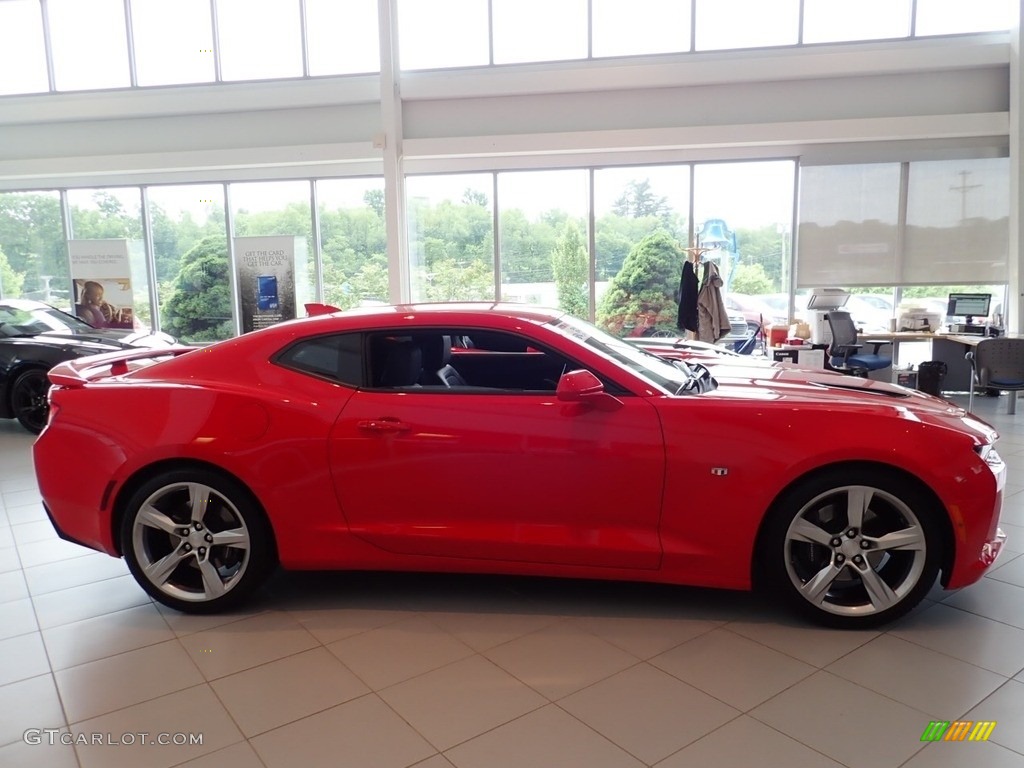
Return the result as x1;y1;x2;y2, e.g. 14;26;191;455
130;0;216;86
146;184;228;338
306;0;379;76
67;187;154;329
492;0;588;64
593;166;690;336
316;178;388;309
693;160;796;328
406;174;495;303
216;0;303;81
915;0;1016;36
802;0;911;44
397;0;489;70
591;0;690;57
695;0;799;51
0;191;67;303
499;169;589;317
797;163;902;288
798;158;1009;288
231;180;315;328
48;0;130;91
0;0;48;95
903;158;1009;285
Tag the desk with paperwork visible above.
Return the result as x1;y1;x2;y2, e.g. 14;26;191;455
868;332;1024;392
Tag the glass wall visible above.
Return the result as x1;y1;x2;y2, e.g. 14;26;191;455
1;155;1012;349
231;180;314;333
693;161;796;330
492;0;588;65
499;170;589;315
306;0;379;76
130;0;215;86
316;178;388;309
593;166;690;335
695;0;799;51
396;0;489;70
65;187;152;328
0;1;1013;95
146;184;228;339
592;0;690;57
803;0;911;44
217;0;303;81
406;174;495;302
0;0;48;95
0;191;66;303
48;0;130;91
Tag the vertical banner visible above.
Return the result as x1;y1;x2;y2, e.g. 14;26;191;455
67;239;135;330
235;236;297;333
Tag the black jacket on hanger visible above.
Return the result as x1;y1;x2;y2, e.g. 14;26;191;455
677;260;699;332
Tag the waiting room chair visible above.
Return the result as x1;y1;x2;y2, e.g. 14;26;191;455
967;337;1024;414
825;310;892;377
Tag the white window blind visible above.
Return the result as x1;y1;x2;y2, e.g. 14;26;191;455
797;158;1008;288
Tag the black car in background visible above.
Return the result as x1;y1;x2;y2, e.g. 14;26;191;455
0;299;175;433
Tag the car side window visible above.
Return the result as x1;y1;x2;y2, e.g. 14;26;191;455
367;328;592;393
276;333;363;386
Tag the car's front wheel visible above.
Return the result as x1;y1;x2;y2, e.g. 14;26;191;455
11;368;50;434
761;468;941;628
121;469;276;613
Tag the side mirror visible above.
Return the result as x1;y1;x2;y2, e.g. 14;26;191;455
556;369;622;411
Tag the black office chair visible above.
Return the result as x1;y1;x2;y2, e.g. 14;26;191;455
966;337;1024;414
825;311;892;377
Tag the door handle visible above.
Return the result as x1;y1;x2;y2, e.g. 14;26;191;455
357;418;410;433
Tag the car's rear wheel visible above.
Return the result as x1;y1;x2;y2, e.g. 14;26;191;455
761;469;941;628
121;469;276;613
11;368;50;434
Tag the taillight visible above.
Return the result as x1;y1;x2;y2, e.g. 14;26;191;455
45;389;60;426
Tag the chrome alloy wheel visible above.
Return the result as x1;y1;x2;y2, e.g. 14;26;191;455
783;484;928;618
131;481;252;603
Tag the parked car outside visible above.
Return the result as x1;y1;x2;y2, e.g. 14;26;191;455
726;293;786;328
0;298;175;433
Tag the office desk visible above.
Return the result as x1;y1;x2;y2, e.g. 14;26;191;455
847;332;935;381
931;333;1024;393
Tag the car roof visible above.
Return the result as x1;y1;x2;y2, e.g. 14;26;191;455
271;302;566;336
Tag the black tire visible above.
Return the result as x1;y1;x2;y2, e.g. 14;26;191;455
760;467;941;628
120;468;276;613
11;368;50;434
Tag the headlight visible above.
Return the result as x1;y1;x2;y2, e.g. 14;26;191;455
976;443;1004;469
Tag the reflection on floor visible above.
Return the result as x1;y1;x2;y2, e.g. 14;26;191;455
1;392;1024;768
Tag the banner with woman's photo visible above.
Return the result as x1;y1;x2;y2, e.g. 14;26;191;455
67;239;135;330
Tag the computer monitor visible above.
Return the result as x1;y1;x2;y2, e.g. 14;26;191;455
947;293;991;323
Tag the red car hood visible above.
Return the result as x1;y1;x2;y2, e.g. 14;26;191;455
706;359;968;416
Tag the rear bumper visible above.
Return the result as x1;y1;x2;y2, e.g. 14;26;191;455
43;501;102;553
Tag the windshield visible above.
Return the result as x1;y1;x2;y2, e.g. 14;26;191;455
548;315;704;395
0;304;94;337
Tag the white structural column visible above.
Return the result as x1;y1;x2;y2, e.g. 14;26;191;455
1012;1;1023;332
379;0;410;304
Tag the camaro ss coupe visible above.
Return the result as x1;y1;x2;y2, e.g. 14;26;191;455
34;304;1006;627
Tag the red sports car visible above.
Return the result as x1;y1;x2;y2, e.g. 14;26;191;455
33;304;1006;627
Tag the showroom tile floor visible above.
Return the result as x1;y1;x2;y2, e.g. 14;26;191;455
2;393;1024;768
